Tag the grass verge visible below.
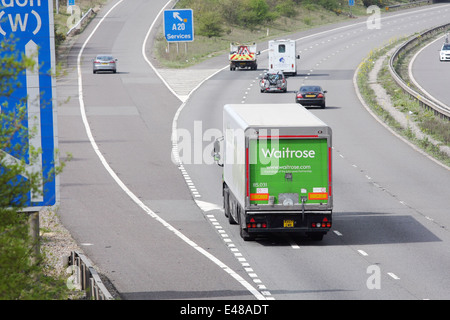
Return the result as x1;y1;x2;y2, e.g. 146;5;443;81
357;38;450;168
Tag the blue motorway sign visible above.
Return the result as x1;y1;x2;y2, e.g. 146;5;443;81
164;9;194;42
0;0;59;208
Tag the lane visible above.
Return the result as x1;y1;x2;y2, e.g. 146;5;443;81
57;0;261;300
410;33;450;109
176;4;450;299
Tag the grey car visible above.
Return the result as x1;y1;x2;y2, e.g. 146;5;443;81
93;55;117;73
259;71;287;93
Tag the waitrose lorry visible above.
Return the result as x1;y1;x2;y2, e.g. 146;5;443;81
214;104;332;241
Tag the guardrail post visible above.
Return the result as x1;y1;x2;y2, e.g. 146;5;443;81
68;251;114;300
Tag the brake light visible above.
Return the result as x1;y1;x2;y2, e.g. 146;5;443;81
247;218;268;229
297;93;303;98
312;218;331;228
317;93;324;98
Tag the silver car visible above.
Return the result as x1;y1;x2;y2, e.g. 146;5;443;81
259;71;287;93
93;54;117;73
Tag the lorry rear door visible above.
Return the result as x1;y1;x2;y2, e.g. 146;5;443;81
248;137;331;207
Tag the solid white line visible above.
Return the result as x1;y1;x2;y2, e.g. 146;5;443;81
76;0;265;301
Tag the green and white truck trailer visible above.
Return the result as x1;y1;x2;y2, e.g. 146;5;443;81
214;104;333;241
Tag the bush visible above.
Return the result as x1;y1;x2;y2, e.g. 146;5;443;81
0;38;69;300
197;11;224;38
238;0;278;28
275;0;297;18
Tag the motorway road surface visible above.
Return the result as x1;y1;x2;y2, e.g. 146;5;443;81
56;0;450;300
410;32;450;110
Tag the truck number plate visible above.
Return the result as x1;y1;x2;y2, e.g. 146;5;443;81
284;220;294;228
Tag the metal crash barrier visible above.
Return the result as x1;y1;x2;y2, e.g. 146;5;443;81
68;251;114;300
385;0;431;11
389;22;450;120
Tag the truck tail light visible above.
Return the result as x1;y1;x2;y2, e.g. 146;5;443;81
247;218;267;229
312;217;331;228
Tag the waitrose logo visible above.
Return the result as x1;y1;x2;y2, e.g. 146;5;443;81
261;147;316;159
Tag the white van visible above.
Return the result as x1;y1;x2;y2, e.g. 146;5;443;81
268;39;300;76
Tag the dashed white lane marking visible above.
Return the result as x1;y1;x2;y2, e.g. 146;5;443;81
388;272;400;280
203;211;275;300
68;0;266;301
143;4;450;300
358;250;369;257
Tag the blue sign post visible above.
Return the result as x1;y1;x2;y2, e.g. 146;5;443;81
0;0;59;209
164;9;194;42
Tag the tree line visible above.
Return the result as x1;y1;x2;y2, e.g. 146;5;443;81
177;0;398;37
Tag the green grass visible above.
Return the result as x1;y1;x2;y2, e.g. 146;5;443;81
154;2;370;68
357;39;450;167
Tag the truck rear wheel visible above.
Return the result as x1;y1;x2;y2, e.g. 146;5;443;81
223;186;230;219
229;203;238;224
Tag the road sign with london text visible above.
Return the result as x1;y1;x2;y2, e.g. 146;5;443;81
0;0;59;209
164;9;194;42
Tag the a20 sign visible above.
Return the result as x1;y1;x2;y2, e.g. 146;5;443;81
163;9;194;42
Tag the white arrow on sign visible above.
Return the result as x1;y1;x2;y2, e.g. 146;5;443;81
173;12;183;21
26;40;43;202
0;40;43;203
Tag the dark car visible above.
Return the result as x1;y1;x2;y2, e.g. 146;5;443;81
295;85;327;108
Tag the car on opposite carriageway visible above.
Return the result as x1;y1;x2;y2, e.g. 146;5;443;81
440;42;450;61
